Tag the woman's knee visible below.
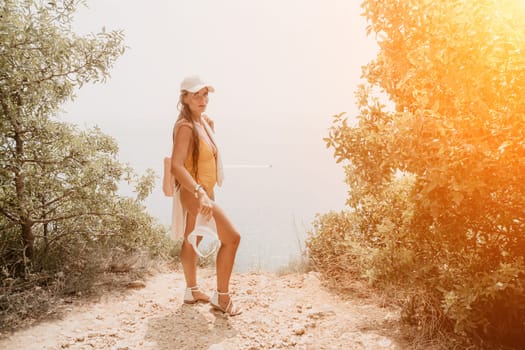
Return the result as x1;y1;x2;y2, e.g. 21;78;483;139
180;240;196;258
222;230;241;247
232;231;241;246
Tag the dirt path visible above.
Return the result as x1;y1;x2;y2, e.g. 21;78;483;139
0;269;405;349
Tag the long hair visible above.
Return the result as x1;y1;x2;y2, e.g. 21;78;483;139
176;91;200;185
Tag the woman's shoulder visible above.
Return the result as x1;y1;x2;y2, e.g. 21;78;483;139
202;114;215;130
174;119;193;131
172;119;194;141
202;114;212;124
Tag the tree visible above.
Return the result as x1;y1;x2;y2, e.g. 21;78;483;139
1;0;165;279
316;0;525;345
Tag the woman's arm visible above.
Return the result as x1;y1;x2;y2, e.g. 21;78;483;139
171;124;214;218
171;124;199;193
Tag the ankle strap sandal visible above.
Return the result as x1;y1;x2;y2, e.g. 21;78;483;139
183;285;210;304
210;291;242;316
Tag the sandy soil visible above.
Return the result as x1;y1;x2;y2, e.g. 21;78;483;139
0;269;406;349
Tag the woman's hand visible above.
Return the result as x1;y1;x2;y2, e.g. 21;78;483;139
198;190;214;220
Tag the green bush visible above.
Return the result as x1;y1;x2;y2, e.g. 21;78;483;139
309;1;525;347
0;0;174;330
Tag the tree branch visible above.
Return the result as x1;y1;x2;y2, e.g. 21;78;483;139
25;49;107;87
31;211;125;225
0;207;20;223
36;178;99;211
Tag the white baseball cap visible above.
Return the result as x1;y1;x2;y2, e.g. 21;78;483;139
180;75;215;93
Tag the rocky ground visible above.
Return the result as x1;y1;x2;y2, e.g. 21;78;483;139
0;269;408;349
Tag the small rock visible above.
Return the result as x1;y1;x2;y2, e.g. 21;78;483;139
293;324;306;336
305;321;316;328
383;312;397;322
207;345;224;350
307;310;336;320
127;280;146;289
110;263;132;273
378;338;393;347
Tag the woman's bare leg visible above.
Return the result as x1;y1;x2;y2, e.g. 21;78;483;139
180;194;209;301
180;188;240;309
212;204;241;308
180;212;198;285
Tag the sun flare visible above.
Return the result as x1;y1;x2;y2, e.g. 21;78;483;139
500;0;525;14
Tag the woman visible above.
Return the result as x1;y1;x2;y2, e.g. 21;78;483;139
170;75;241;316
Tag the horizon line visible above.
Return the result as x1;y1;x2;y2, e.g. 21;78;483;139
224;164;272;169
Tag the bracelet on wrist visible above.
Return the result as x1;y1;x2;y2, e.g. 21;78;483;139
194;184;203;198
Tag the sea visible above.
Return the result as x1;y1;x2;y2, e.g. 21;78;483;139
146;141;348;272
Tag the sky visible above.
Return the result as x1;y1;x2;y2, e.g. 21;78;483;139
64;0;379;270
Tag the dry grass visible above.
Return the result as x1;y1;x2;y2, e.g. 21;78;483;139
275;254;313;276
0;248;175;334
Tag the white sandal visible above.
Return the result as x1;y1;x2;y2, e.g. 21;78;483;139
210;291;242;316
183;286;210;304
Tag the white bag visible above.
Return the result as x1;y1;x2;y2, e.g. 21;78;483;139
187;214;221;258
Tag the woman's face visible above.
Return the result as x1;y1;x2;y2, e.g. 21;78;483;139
184;87;209;116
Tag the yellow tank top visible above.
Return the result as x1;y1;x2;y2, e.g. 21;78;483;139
184;131;217;194
173;120;218;194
